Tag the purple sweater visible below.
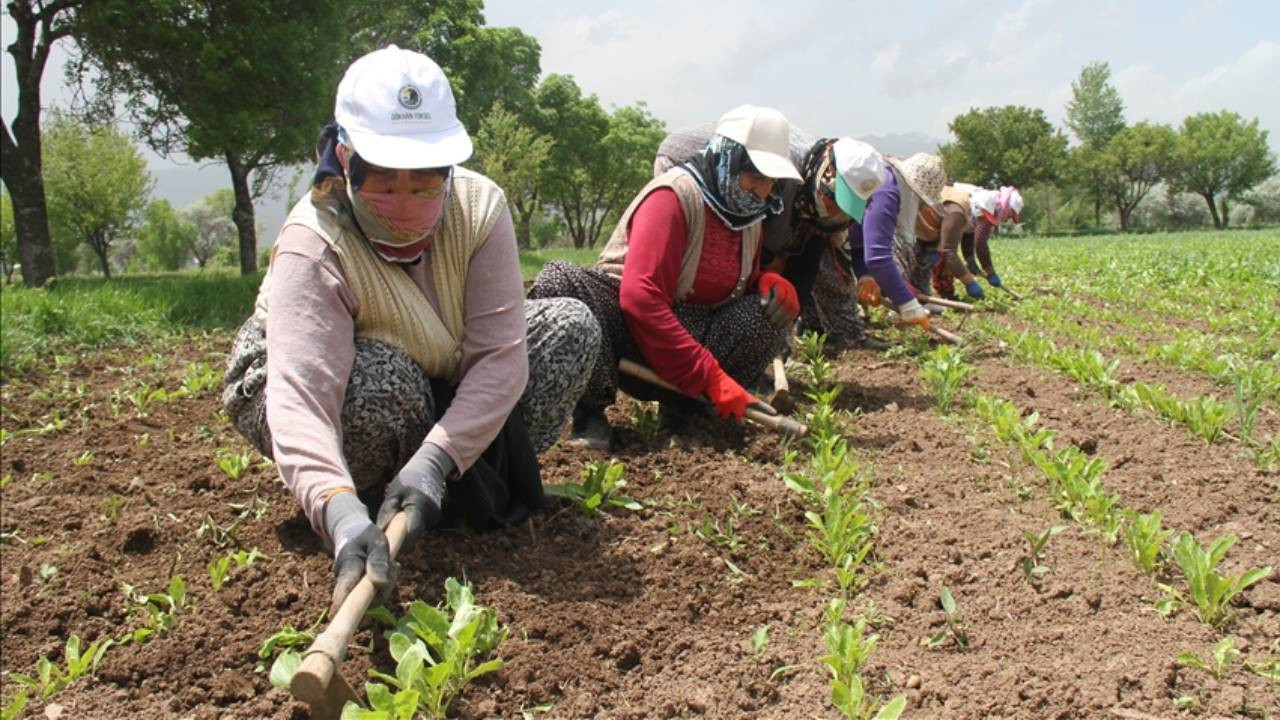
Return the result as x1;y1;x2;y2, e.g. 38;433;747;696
264;211;528;537
857;169;914;305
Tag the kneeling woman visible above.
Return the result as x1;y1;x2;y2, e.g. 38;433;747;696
529;105;802;448
222;46;600;612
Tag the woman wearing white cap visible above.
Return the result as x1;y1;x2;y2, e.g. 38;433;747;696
656;122;888;350
848;152;949;329
528;105;803;448
222;46;601;611
930;184;1023;300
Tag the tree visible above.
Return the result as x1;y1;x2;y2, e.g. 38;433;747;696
1099;122;1178;230
1064;61;1126;227
2;0;80;287
938;106;1068;189
1170;111;1277;228
473;102;552;249
1065;61;1126;148
528;75;610;248
184;190;237;269
343;1;541;129
136;199;194;271
41;112;152;278
594;103;667;245
0;187;16;283
72;1;347;276
1236;174;1280;225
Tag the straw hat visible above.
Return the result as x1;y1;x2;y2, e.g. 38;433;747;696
886;153;945;210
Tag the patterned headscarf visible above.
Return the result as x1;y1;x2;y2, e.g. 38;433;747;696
995;186;1023;223
678;135;782;231
792;139;854;234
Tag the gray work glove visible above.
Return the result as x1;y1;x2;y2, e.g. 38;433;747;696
325;492;390;615
375;442;452;546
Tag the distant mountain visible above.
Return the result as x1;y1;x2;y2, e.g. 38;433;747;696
856;132;945;158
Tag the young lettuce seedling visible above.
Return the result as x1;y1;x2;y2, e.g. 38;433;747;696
1165;532;1271;626
1176;636;1240;679
544;460;641;516
1022;526;1065;582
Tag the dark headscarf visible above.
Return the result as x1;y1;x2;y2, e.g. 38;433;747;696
792;138;855;235
677;135;782;231
313;122;370;190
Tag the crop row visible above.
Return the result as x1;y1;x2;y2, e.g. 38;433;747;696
971;321;1278;467
914;348;1275;700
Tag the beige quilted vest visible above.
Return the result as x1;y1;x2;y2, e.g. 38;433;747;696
597;169;761;303
255;166;506;382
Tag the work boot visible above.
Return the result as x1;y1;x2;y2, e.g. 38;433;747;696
566;407;612;450
857;334;892;351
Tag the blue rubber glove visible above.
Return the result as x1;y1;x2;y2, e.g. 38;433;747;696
987;273;1003;288
964;279;986;300
966;259;982;276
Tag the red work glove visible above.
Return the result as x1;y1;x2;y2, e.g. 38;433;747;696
757;271;800;328
704;366;755;421
856;276;881;307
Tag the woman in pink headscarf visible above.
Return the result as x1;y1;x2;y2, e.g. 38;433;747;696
931;184;1023;300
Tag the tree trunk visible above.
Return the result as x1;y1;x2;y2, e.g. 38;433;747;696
2;0;74;288
1219;198;1229;228
511;197;535;250
1093;195;1101;228
225;152;258;275
1118;206;1130;231
1201;192;1222;228
90;231;112;278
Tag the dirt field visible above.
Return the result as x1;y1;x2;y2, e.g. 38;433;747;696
1;324;1277;719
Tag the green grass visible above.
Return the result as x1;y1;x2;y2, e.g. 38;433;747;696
0;248;603;377
1;271;262;376
518;248;598;281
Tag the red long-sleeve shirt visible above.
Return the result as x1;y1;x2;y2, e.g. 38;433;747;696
618;188;761;397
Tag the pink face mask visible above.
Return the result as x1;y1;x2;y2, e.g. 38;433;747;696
354;190;446;241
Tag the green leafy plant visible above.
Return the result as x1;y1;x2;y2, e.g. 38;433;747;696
1022;525;1066;581
822;599;906;720
214;448;254;481
208;547;264;591
196;513;242;549
750;624;770;659
121;576;190;643
797;331;835;389
629;399;660;439
180;361;223;397
124;383;172;417
339;578;507;719
1165;532;1271;626
8;634;114;701
72;450;94;466
920;345;975;413
1122;509;1174;576
1176;636;1240;679
258;613;326;681
924;587;969;650
543;460;641;516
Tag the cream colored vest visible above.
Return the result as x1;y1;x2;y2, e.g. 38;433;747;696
254;167;507;382
597;169;761;303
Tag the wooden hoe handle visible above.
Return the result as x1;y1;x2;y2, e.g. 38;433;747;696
291;512;410;704
918;294;977;312
618;359;809;438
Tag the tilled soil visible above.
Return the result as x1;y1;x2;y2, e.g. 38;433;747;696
1;330;1277;719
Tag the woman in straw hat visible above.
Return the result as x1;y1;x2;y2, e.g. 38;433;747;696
653;123;889;351
848;152;948;328
528;105;803;449
222;46;601;613
930;184;1024;301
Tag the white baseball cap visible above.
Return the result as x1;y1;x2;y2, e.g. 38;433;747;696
831;138;885;222
714;105;802;181
334;45;473;169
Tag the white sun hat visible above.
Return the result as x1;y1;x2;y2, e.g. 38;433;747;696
334;45;473;169
831;138;885;222
714;104;802;181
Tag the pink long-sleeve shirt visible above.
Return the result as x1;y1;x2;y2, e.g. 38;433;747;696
263;209;528;536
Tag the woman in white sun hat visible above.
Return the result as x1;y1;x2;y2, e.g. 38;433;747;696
528;105;803;448
656;122;888;351
222;46;601;612
848;152;948;329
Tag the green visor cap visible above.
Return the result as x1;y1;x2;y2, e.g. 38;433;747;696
834;173;870;222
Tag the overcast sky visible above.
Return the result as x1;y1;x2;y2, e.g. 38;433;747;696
4;0;1278;240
